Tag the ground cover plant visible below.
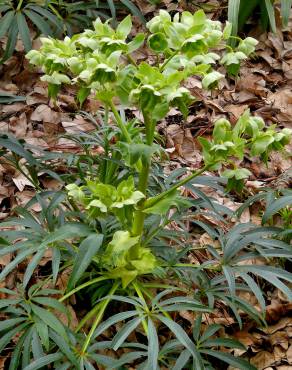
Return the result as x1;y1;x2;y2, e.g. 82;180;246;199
0;8;292;370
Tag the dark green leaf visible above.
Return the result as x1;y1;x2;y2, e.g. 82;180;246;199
23;9;52;36
16;12;32;51
111;317;142;350
0;10;14;38
31;304;67;339
23;353;63;370
200;349;256;370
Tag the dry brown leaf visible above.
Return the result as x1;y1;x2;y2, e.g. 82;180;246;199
286;345;292;364
12;173;34;192
14;190;41;211
270;331;289;350
250;351;275;369
0;253;11;266
267;89;292;123
263;317;292;335
62;115;96;133
30;104;61;124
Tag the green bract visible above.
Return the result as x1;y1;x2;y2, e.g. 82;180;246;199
66;176;144;221
26;9;257;113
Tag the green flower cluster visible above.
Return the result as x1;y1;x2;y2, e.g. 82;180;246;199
66;176;144;223
26;10;258;118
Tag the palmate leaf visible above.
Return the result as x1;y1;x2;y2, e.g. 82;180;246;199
26;4;63;34
107;351;147;370
23;249;47;288
93;310;139;339
39;222;92;248
8;330;28;370
0;317;26;332
23;9;53;36
31;330;44;359
238;265;292;301
0;134;38;165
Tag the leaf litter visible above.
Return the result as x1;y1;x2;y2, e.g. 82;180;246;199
0;2;291;369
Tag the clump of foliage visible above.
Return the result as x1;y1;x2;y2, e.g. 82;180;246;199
0;9;291;369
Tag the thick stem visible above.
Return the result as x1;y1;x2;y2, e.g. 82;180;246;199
132;161;150;236
16;0;24;10
109;100;132;144
132;112;154;236
80;281;119;354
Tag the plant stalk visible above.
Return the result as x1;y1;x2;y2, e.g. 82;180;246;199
132;112;154;236
109;100;132;144
80;281;119;354
59;276;108;303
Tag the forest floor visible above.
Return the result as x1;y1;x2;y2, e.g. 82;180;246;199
0;2;292;369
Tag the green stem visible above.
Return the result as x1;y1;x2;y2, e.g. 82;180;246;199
144;164;212;209
81;281;119;354
109;100;132;144
132;112;154;236
16;0;24;11
127;54;137;67
159;50;179;71
59;276;108;303
132;281;148;334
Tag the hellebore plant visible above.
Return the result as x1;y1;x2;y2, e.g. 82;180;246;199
2;9;289;368
26;5;291;325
